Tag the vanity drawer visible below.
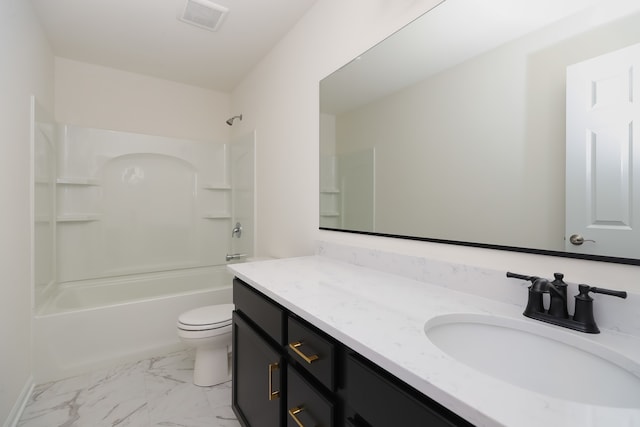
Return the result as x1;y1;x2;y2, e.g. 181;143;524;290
287;316;336;391
287;365;335;427
345;354;471;427
233;278;284;344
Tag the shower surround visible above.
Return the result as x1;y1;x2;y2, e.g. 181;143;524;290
33;124;253;382
54;125;231;282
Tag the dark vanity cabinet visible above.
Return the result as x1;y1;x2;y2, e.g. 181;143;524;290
232;278;472;427
232;278;336;427
233;313;283;427
232;278;286;427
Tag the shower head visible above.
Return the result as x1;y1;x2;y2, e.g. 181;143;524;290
226;114;242;126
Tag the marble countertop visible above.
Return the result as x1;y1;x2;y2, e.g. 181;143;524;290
228;255;640;427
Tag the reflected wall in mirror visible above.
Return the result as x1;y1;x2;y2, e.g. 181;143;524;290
320;0;640;264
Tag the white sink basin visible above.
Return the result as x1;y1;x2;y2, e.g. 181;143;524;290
424;313;640;408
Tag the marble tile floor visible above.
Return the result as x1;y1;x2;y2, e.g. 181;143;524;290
18;349;241;427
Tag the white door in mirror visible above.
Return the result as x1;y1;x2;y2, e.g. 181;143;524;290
566;42;640;258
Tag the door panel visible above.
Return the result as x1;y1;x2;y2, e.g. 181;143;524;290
233;313;282;427
565;42;640;257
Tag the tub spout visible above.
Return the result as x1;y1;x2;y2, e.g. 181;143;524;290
226;253;247;262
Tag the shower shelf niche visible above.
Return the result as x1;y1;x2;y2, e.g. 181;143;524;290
320;187;341;223
56;177;101;223
202;212;231;219
201;184;231;220
57;177;101;186
202;184;231;190
320;187;340;194
57;214;101;222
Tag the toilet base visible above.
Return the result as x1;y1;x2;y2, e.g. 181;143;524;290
193;345;231;387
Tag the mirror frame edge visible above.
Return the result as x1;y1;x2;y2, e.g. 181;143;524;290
319;227;640;266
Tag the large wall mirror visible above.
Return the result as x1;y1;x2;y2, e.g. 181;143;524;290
319;0;640;265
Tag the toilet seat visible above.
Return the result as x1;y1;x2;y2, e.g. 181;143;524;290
177;303;234;332
176;303;234;386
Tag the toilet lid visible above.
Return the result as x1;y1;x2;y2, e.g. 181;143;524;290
178;303;234;331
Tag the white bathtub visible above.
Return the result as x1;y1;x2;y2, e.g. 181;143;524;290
33;266;233;383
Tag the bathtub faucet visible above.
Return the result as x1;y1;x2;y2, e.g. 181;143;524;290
226;253;247;262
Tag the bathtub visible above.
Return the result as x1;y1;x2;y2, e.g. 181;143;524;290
33;266;233;383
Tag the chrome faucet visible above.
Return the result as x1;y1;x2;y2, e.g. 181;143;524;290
231;222;242;238
507;272;627;334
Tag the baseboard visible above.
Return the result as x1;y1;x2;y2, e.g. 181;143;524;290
2;376;34;427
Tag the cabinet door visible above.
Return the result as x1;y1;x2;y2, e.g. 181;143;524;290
287;366;334;427
345;354;471;427
233;312;283;427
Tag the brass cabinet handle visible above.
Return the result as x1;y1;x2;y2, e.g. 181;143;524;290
268;362;280;400
289;341;319;364
288;406;306;427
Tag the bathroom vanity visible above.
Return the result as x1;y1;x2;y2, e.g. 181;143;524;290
228;255;640;427
232;277;469;427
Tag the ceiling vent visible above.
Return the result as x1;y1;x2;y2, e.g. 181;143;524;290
179;0;229;32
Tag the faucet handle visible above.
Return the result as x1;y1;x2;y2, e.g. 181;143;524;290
506;272;535;281
573;285;627;334
579;285;627;299
231;222;243;238
548;273;568;318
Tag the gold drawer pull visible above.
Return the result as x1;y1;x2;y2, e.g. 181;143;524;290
288;406;306;427
268;362;280;400
289;341;319;364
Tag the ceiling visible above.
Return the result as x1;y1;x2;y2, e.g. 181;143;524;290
30;0;318;92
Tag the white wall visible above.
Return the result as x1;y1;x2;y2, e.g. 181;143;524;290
231;0;446;257
55;57;231;142
0;0;54;423
231;0;640;291
0;44;230;424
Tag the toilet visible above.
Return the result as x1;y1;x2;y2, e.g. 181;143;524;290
177;303;234;386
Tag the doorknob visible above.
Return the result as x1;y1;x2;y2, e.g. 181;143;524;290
569;234;596;245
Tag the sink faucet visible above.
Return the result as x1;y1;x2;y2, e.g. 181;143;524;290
506;272;627;333
522;275;565;318
548;272;569;318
